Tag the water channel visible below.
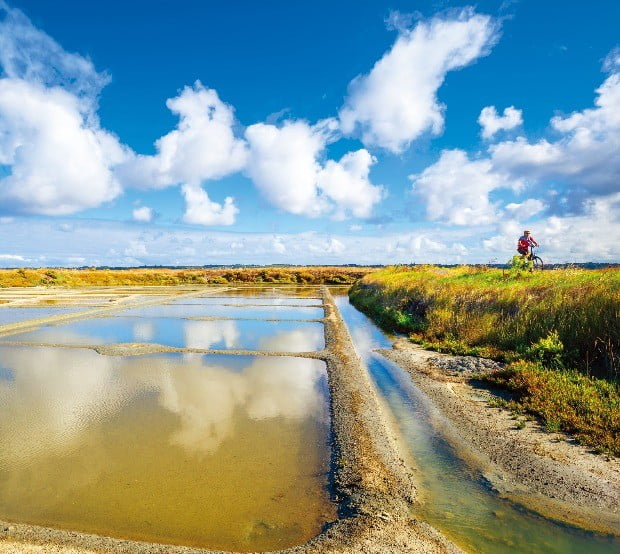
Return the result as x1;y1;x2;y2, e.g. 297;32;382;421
334;294;619;554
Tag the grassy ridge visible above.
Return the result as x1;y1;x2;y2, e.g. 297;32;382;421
0;266;376;288
349;266;620;455
349;265;620;375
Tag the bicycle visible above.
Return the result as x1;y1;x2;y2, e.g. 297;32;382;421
526;246;544;271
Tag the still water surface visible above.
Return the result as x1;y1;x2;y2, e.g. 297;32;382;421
119;303;323;320
0;347;335;550
173;296;321;306
335;295;619;554
0;307;83;326
2;317;325;352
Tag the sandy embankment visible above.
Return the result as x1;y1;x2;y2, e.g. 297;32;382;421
0;286;461;554
379;338;620;535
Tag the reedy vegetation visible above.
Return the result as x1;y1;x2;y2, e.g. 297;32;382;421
349;266;620;455
0;267;376;287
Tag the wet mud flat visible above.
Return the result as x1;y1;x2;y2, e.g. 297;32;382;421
379;339;620;536
0;285;462;554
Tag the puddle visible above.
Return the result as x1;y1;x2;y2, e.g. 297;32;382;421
0;346;335;551
334;295;619;554
3;317;325;352
0;307;84;326
119;303;323;320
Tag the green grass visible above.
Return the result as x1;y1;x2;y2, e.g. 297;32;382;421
486;361;619;456
349;265;620;377
349;265;620;455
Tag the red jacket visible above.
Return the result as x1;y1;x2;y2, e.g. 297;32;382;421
518;235;536;251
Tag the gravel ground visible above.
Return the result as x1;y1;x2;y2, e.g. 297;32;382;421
426;355;503;376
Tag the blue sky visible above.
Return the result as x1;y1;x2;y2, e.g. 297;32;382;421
0;0;619;266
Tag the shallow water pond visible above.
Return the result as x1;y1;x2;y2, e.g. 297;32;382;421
335;295;619;554
215;286;321;298
0;347;335;551
172;295;321;306
2;317;325;352
0;307;84;326
119;303;323;320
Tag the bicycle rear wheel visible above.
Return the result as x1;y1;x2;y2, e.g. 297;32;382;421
532;256;544;270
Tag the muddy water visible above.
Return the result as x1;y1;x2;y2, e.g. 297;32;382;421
2;317;325;352
335;295;619;554
0;346;335;551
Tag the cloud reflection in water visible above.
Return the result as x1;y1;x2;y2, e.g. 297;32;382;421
0;342;328;463
183;319;240;349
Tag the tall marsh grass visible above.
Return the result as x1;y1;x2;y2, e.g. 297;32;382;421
350;265;620;378
0;266;376;288
349;266;620;454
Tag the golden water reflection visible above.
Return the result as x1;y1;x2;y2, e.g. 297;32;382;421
0;346;335;551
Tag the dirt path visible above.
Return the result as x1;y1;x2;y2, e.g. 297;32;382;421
379;338;620;535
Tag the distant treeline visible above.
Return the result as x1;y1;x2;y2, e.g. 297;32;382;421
0;266;377;287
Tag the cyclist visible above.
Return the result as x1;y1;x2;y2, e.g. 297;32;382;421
517;230;539;258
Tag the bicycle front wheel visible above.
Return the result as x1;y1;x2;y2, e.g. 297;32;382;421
532;256;544;270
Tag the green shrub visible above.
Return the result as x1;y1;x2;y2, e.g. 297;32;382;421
485;361;620;456
508;254;532;275
523;331;565;369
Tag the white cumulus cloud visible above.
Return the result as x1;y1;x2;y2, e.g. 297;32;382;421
0;3;128;216
483;193;620;262
318;149;384;219
0;1;109;103
132;206;153;222
123;240;148;258
0;79;127;215
116;83;247;226
308;237;345;255
478;105;522;139
272;236;286;254
245;119;331;217
410;149;514;225
490;70;620;200
339;8;499;153
603;47;620;73
117;82;247;190
0;253;25;261
181;183;238;226
413;57;620;228
245;118;383;219
504;198;545;217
